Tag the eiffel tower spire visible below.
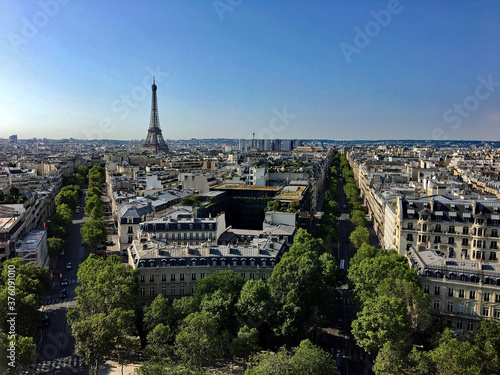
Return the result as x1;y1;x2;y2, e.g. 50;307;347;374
142;77;169;153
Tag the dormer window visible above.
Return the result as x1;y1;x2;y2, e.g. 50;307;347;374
177;224;181;230
189;224;193;230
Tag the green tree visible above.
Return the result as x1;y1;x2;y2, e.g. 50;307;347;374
67;255;138;374
90;205;103;220
289;339;339;375
174;311;225;365
194;270;246;305
350;209;367;227
55;189;78;210
349;226;370;249
145;324;175;360
80;219;107;250
431;329;484;375
143;295;172;333
245;339;338;375
85;195;102;217
348;250;419;304
351;295;410;355
376;278;431;332
474;319;500;374
86;186;102;199
268;230;342;343
230;325;261;359
47;237;65;259
0;332;36;374
236;280;274;334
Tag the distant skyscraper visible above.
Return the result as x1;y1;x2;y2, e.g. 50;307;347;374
239;139;246;152
282;140;292;151
142;78;169;154
9;135;17;144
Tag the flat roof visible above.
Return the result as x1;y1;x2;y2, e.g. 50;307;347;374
213;183;282;191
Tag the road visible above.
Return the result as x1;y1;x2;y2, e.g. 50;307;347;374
30;201;91;374
318;174;375;375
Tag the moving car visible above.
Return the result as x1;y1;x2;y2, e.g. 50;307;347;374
61;279;68;286
66;262;72;270
59;289;67;299
40;313;49;327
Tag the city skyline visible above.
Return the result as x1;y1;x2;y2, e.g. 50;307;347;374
0;1;499;141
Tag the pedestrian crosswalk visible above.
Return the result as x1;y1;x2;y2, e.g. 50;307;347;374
24;356;86;374
40;296;75;306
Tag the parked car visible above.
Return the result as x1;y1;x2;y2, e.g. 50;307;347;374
97;244;107;250
66;262;72;270
105;240;114;246
61;279;68;286
59;289;67;299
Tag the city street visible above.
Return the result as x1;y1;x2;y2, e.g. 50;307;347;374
30;202;91;374
318;173;375;375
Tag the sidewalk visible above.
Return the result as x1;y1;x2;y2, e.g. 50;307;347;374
98;361;140;374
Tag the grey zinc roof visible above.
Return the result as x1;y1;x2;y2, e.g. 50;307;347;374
118;202;154;219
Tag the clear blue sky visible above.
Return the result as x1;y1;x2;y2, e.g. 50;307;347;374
0;0;499;141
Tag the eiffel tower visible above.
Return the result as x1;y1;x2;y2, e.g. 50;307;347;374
142;77;169;153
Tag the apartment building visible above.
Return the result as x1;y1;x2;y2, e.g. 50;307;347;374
408;248;500;334
128;236;286;304
137;209;225;246
394;195;500;261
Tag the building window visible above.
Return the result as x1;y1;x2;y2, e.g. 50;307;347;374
200;272;205;279
495;309;500;319
241;272;246;278
140;275;145;283
170;286;176;295
435;224;442;233
447;302;453;313
434;236;441;244
463;227;469;235
261;273;267;280
458;304;464;314
433;300;440;310
467;320;474;332
496;294;500;303
469;291;475;300
192;273;196;281
408;222;413;230
448;237;455;245
421;235;427;243
484;293;490;302
162;274;166;282
171;274;175;281
469;305;475;315
448;288;453;297
492;229;498;237
128;226;133;234
462;238;469;246
139;288;145;297
149;287;155;296
180;286;185;296
407;234;413;241
161;286;167;296
459;289;465;298
456;319;463;330
128;235;133;243
482;307;489;317
179;273;184;281
449;226;455;234
434;286;440;295
423;285;429;294
422;224;427;231
250;273;255;280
